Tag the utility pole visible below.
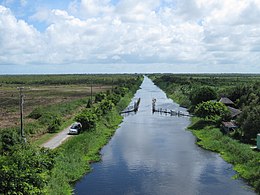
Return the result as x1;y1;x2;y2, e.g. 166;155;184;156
17;87;26;142
90;82;93;104
111;79;114;92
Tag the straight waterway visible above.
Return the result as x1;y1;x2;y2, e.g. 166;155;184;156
74;76;255;195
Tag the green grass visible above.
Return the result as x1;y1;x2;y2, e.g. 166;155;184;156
33;117;75;146
45;91;134;194
189;118;260;193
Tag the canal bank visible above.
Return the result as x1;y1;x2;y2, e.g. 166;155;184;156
74;77;255;195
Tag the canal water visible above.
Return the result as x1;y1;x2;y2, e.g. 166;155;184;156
74;77;255;195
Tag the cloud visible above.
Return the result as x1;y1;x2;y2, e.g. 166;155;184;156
0;6;43;65
0;0;260;73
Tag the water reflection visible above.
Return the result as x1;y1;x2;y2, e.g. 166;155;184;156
74;76;255;195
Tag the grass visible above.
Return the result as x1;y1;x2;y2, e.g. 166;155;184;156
45;90;135;194
189;117;260;193
47;109;122;194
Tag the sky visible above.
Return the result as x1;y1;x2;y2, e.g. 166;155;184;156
0;0;260;74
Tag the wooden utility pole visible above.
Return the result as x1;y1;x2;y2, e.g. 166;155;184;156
111;79;114;92
17;87;26;142
90;82;93;103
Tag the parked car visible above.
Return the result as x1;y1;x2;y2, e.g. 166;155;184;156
69;122;82;135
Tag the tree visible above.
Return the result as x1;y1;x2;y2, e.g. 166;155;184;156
0;144;56;194
95;92;106;103
47;116;61;133
190;86;217;106
237;105;260;142
0;128;20;154
75;110;97;131
195;101;230;122
99;99;114;114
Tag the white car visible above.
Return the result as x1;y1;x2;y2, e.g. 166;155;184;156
69;122;82;135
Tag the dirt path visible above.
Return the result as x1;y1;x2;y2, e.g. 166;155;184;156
41;126;72;149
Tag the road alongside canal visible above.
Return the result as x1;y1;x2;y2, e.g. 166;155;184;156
74;76;255;195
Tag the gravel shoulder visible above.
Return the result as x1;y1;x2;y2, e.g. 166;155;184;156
41;126;72;149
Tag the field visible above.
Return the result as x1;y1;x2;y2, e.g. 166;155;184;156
0;74;139;140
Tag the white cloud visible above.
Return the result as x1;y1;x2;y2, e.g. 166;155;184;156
0;6;43;65
0;0;260;73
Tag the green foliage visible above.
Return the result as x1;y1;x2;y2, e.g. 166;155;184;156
152;74;260;143
75;110;97;131
189;118;260;193
107;93;121;105
0;144;56;195
86;98;92;108
0;128;20;154
28;106;44;119
95;92;106;103
0;74;141;86
48;116;61;133
99;99;114;114
237;105;260;142
195;101;230;122
190;86;217;106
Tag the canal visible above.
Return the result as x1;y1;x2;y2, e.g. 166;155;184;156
74;76;255;195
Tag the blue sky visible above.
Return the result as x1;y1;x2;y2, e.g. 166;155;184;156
0;0;260;74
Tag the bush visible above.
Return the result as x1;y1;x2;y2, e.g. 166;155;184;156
28;106;44;119
0;144;56;194
190;86;217;106
99;99;114;115
48;116;61;133
75;110;97;131
195;101;230;122
107;93;121;105
95;92;106;103
0;128;20;154
237;105;260;142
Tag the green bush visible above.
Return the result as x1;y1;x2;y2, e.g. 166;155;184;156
190;86;217;106
48;116;61;133
28;106;44;119
195;101;230;122
75;110;97;131
95;92;106;103
0;144;56;194
0;128;20;154
99;99;114;115
238;105;260;142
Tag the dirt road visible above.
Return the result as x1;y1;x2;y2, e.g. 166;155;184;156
42;126;72;149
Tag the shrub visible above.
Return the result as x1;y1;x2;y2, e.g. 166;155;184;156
75;110;97;131
190;86;217;106
99;99;114;115
0;144;56;194
28;106;44;119
48;116;61;133
237;105;260;142
95;92;106;103
0;128;20;154
195;101;230;122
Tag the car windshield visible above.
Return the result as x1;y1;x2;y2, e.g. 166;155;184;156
71;124;79;129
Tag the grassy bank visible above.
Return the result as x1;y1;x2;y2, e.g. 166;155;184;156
189;118;260;193
46;90;136;194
